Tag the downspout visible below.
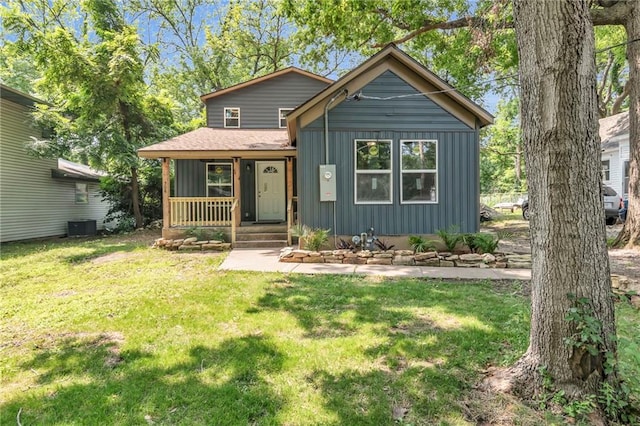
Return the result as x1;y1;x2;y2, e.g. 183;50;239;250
323;89;348;246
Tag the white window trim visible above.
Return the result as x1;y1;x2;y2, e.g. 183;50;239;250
400;139;438;204
205;162;234;197
75;182;89;204
223;107;240;128
278;108;293;128
354;139;393;205
601;159;611;182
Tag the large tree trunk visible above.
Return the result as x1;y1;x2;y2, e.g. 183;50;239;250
614;2;640;247
486;0;617;402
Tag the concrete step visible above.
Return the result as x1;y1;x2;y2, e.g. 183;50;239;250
233;240;288;249
237;224;287;234
236;232;288;242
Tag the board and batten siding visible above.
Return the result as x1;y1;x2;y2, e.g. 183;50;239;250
296;70;480;236
206;73;329;128
0;98;111;242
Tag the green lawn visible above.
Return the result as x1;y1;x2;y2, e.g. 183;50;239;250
1;234;638;425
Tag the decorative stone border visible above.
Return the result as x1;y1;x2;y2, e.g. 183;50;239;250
280;248;532;269
153;237;231;251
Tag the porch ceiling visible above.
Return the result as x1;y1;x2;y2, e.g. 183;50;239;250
138;127;295;159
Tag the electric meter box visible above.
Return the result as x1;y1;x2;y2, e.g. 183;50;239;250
319;164;337;201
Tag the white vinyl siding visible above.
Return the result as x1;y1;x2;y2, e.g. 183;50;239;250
0;98;111;242
354;139;393;204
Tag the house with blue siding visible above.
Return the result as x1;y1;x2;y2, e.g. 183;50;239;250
138;45;493;247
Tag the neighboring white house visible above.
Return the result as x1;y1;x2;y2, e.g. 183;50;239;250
600;111;630;198
1;84;113;242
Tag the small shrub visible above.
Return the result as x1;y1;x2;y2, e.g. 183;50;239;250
186;227;226;242
409;235;436;253
436;226;461;252
336;238;356;250
374;239;395;251
304;228;330;251
468;233;500;254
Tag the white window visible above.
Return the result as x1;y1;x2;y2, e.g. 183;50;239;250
400;140;438;203
224;107;240;128
279;108;293;128
206;163;233;197
624;160;629;195
75;183;89;204
354;139;392;204
601;159;610;181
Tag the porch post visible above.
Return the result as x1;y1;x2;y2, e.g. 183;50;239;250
286;156;294;205
161;157;171;236
233;157;241;232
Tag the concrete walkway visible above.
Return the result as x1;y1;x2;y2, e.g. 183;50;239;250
219;248;531;280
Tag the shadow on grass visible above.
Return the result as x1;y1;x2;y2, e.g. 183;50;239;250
254;274;529;423
1;333;286;425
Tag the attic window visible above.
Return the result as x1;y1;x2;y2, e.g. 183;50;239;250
224;107;240;128
279;108;293;128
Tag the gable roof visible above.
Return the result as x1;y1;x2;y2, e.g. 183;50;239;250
200;67;333;102
599;111;629;151
1;84;45;107
286;44;494;142
138;128;293;159
51;159;106;182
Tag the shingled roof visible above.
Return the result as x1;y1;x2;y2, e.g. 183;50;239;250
138;128;293;159
599;111;629;151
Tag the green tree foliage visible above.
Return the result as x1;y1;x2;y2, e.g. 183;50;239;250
595;25;629;117
3;0;176;228
480;98;525;193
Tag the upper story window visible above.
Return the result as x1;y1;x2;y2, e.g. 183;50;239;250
206;163;233;197
224;107;240;128
400;140;438;203
601;159;610;181
354;139;393;204
279;108;293;128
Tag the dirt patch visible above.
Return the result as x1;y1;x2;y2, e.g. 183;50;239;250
461;388;550;426
484;219;640;288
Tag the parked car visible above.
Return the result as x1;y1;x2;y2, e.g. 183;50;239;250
521;185;623;224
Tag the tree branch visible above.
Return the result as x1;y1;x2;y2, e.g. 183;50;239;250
373;2;632;48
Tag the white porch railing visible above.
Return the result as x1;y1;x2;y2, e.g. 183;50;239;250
169;197;234;227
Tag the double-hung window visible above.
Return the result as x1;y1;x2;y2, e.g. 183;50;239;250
400;140;438;203
279;108;293;128
354;139;392;204
206;163;233;197
75;183;89;204
224;107;240;128
601;159;610;181
624;160;629;195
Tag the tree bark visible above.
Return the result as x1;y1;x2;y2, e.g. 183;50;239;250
487;0;617;401
614;3;640;247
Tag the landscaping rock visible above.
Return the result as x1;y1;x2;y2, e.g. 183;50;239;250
183;237;198;244
445;255;459;261
508;261;532;269
395;250;414;256
373;253;393;258
630;295;640;309
495;262;508;269
357;250;373;258
343;257;367;265
195;240;209;245
459;253;483;262
440;260;455;267
320;250;334;256
343;252;359;258
178;244;201;251
292;250;311;258
482;253;496;263
455;262;480;268
323;256;343;263
367;257;393;265
416;258;440;267
414;251;438;261
393;255;415;266
280;257;302;263
303;256;324;263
